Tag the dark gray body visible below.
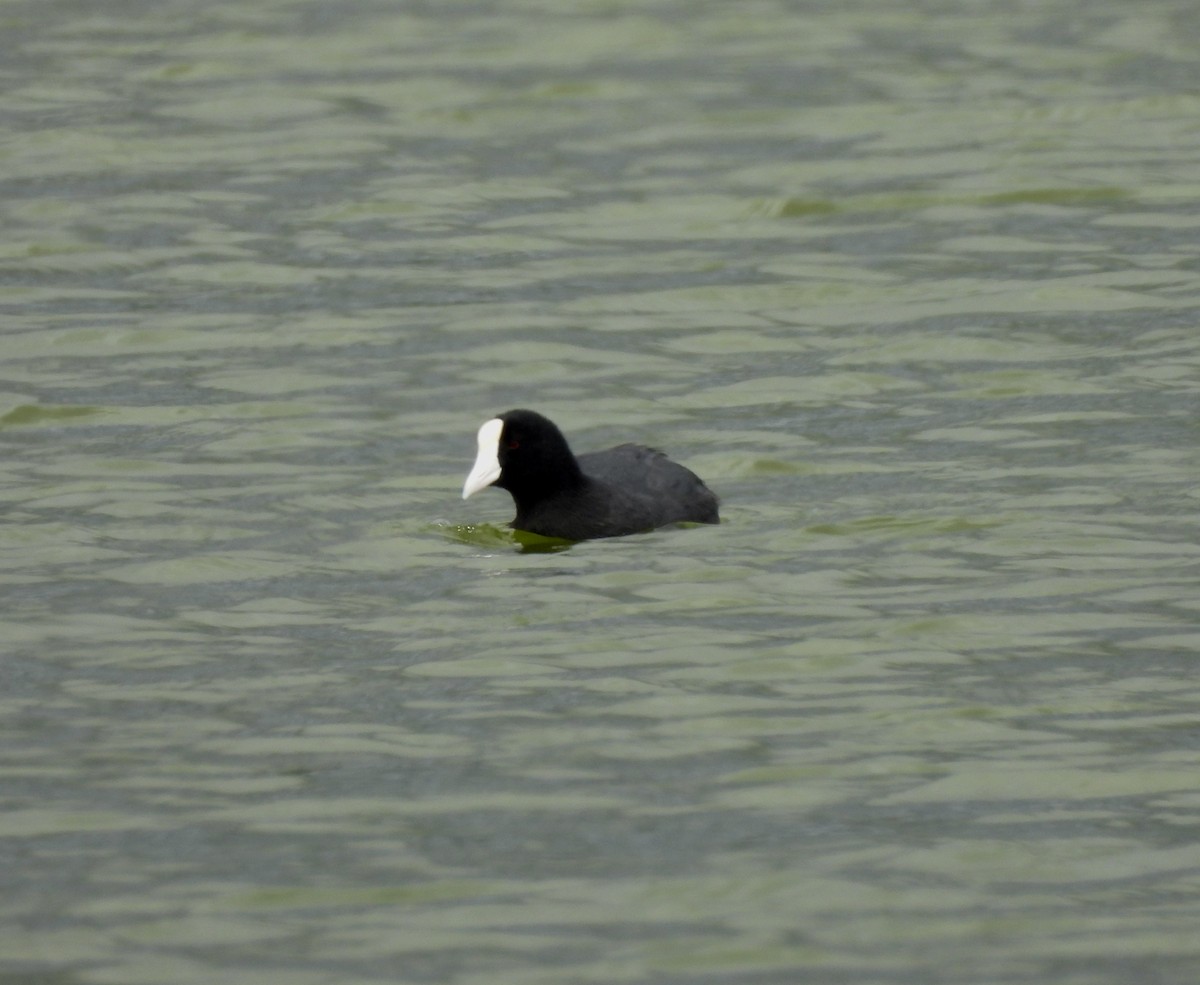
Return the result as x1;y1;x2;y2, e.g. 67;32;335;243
513;443;719;541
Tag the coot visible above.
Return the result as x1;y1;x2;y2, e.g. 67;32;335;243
462;409;719;541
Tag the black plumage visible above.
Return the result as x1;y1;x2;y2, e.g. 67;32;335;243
463;409;719;541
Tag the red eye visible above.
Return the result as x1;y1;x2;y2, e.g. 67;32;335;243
507;439;520;450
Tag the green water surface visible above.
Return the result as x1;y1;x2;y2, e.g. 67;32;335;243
2;1;1199;983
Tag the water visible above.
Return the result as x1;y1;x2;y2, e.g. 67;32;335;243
3;1;1200;983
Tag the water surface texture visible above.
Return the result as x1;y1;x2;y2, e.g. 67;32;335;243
3;1;1200;983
